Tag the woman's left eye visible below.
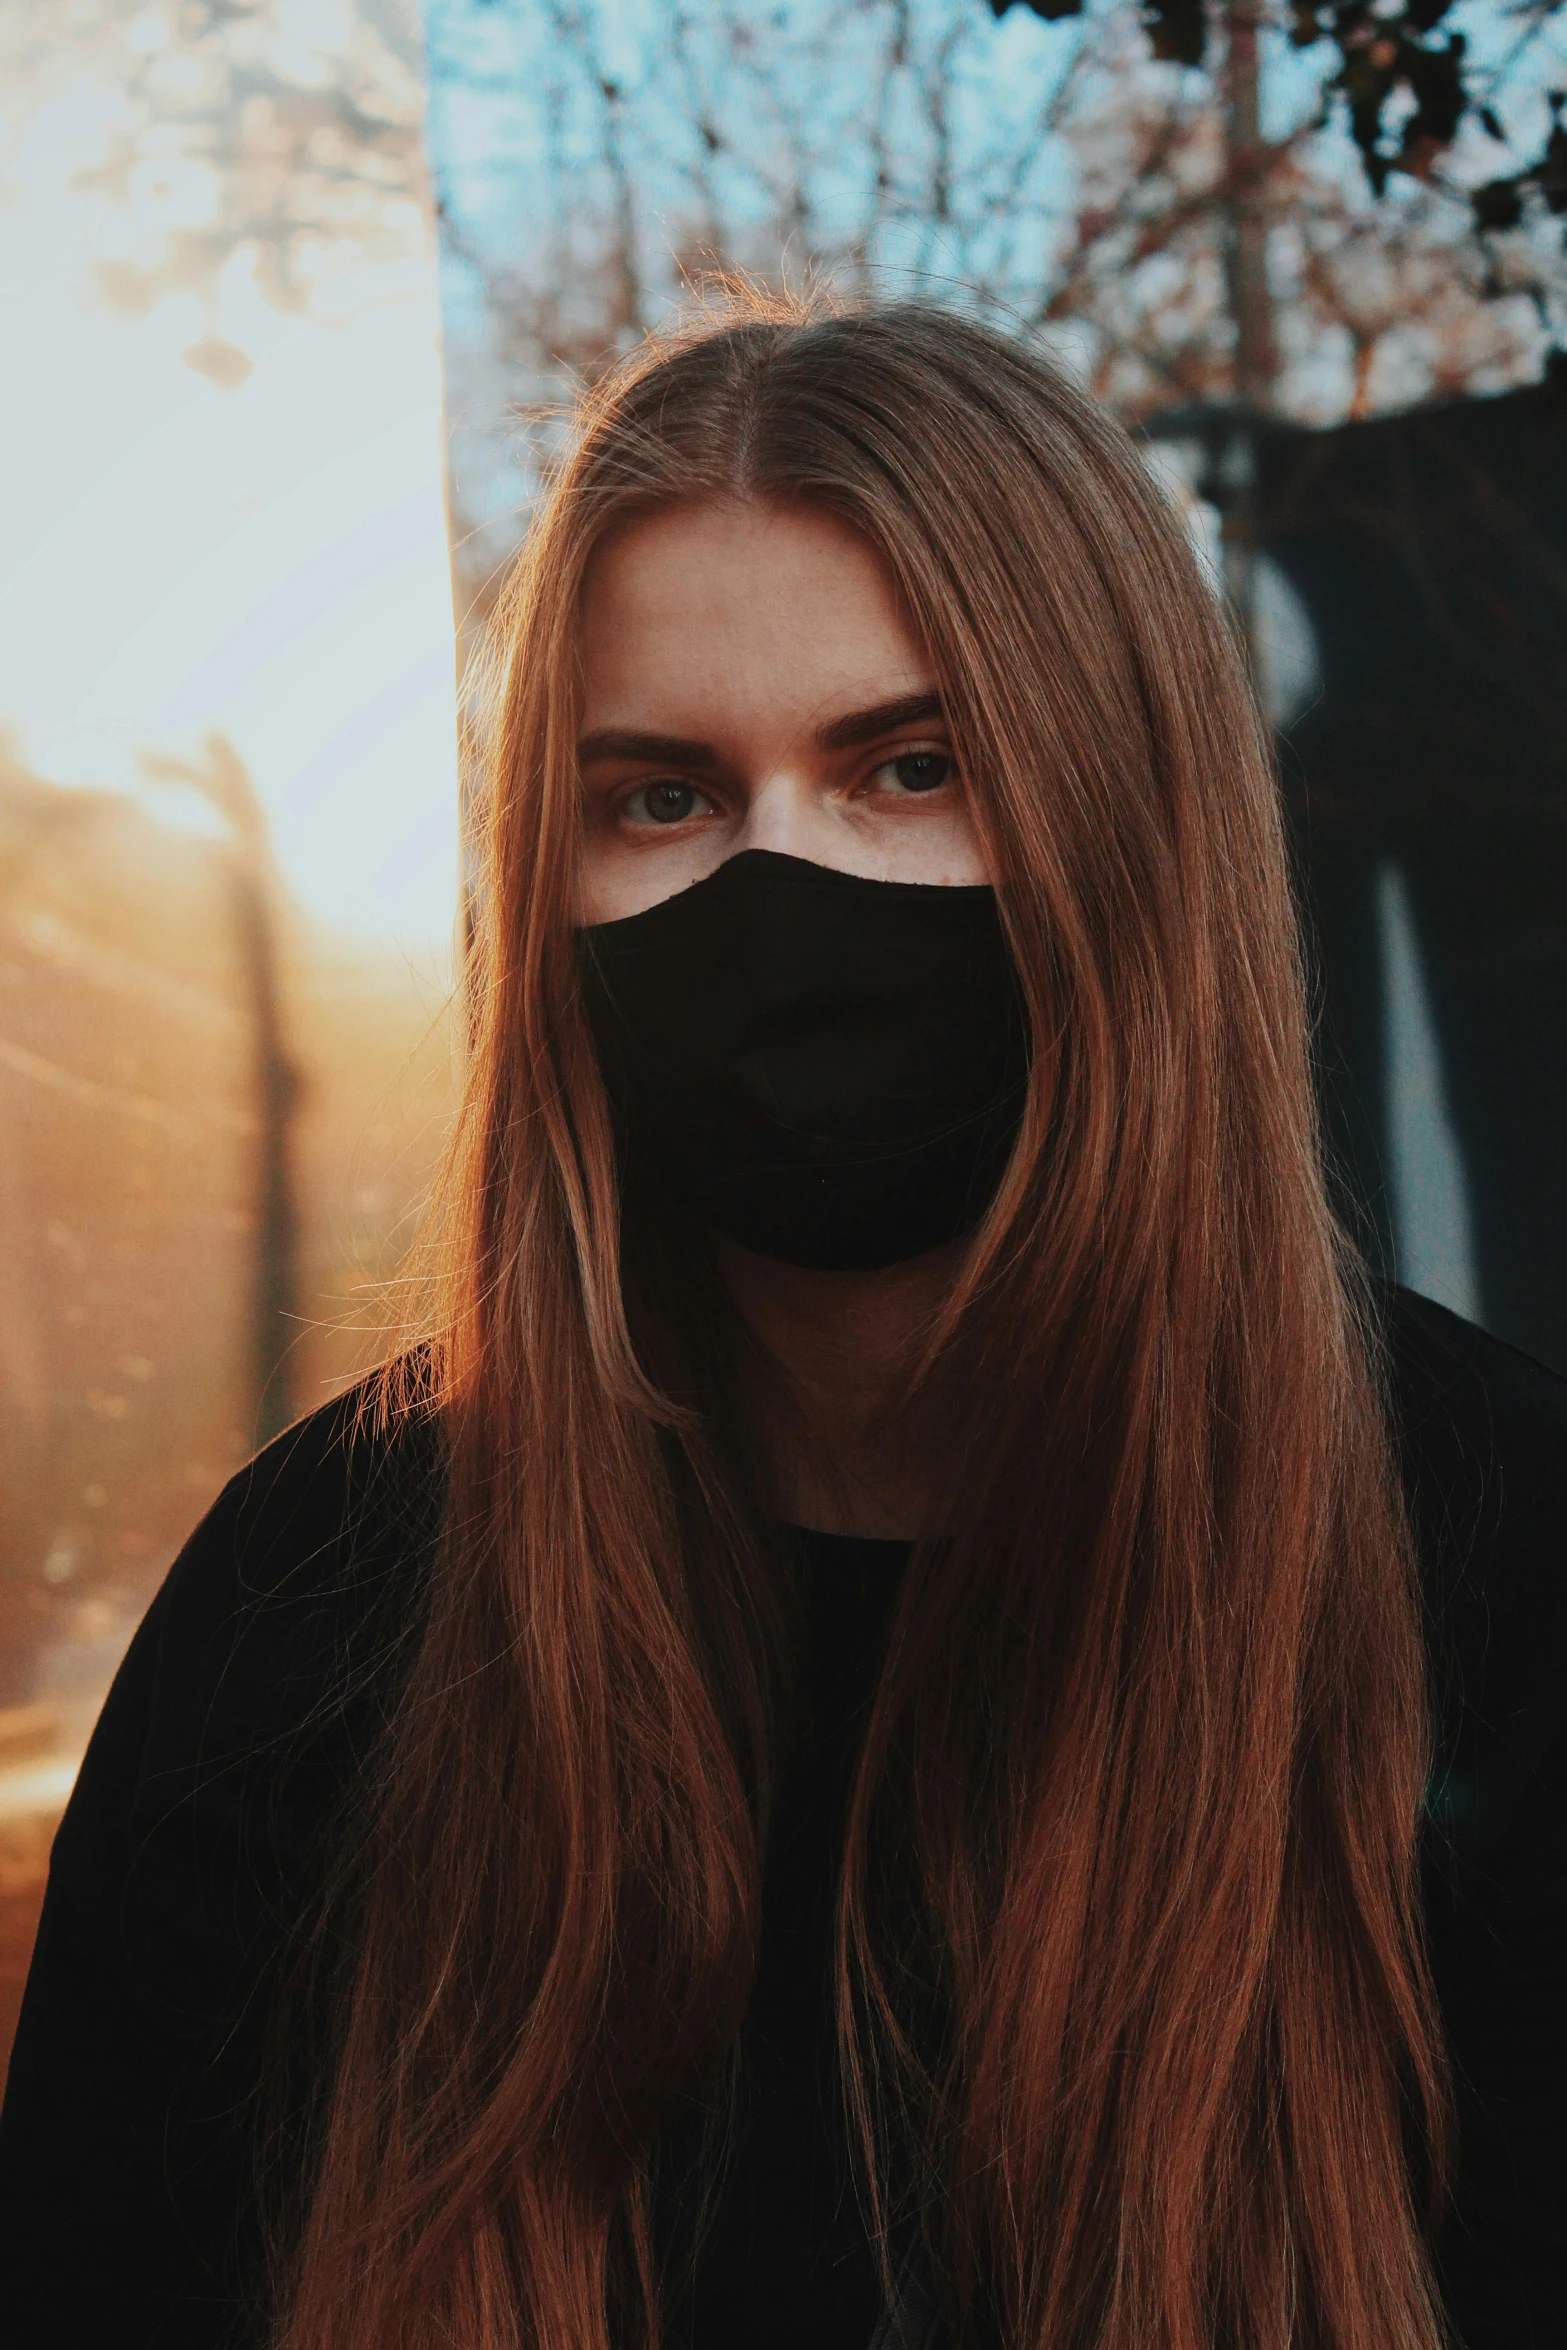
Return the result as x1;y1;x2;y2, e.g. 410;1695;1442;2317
622;780;713;827
869;750;953;796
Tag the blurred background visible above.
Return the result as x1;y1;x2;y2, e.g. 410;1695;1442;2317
0;0;461;2060
2;0;1564;2073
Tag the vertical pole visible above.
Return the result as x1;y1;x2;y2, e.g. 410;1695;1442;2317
229;853;299;1447
142;735;300;1446
1221;0;1277;410
1217;0;1278;644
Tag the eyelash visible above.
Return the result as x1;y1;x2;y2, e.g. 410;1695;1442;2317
619;780;717;827
613;745;957;829
865;746;954;795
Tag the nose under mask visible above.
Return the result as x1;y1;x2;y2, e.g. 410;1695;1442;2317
575;849;1030;1273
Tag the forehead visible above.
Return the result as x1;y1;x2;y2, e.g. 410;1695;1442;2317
576;500;933;730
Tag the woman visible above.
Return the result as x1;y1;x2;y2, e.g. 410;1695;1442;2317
2;298;1563;2350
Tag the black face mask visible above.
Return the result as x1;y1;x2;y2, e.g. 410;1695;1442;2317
576;849;1030;1272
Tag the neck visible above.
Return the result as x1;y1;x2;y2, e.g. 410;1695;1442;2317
712;1234;968;1539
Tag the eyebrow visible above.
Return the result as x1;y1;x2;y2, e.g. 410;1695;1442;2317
576;692;946;770
575;727;722;771
813;691;945;751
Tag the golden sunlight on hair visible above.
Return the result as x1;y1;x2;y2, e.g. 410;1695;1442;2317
277;294;1449;2350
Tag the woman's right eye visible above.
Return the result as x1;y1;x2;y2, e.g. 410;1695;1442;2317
622;781;713;827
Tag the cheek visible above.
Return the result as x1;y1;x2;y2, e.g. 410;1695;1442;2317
920;798;992;888
574;802;636;924
574;826;639;925
575;822;728;926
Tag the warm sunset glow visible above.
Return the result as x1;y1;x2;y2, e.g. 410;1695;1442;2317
0;7;463;2007
0;31;460;955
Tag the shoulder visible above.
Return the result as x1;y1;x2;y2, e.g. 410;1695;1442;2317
1379;1301;1567;2330
1384;1282;1567;1497
146;1366;447;1748
111;1367;443;1794
43;1366;447;2006
0;1374;447;2330
1380;1287;1567;1858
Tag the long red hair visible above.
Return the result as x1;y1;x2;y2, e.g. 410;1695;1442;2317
276;296;1451;2350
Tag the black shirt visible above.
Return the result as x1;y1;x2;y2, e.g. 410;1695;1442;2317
660;1524;909;2350
0;1288;1563;2348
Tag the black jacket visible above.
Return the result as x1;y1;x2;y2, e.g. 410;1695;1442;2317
0;1288;1563;2347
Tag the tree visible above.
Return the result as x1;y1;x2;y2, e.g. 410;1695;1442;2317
416;0;1567;614
0;0;429;385
18;1;1564;604
995;0;1567;410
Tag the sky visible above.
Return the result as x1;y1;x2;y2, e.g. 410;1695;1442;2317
0;20;461;959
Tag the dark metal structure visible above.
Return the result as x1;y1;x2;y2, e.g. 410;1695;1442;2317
1152;374;1567;1372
